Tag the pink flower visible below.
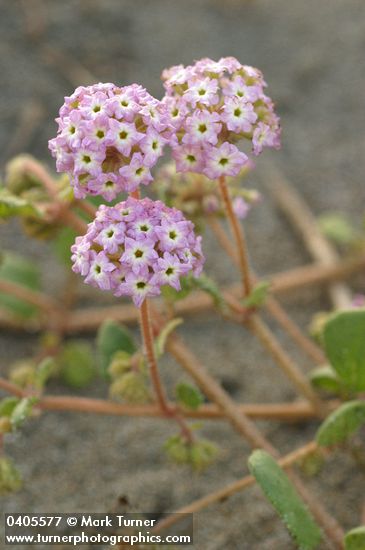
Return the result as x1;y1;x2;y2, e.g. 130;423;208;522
71;197;205;307
161;57;281;179
232;197;250;219
221;98;257;133
119;153;153;191
49;83;169;200
182;111;222;146
204;142;249;179
172;145;204;173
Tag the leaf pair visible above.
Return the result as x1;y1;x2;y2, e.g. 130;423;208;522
315;310;365;447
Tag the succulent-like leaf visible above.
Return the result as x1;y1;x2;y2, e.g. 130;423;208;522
175;382;204;410
58;341;96;388
0;397;19;417
0;457;22;494
0;253;41;318
0;187;38;220
53;226;77;266
316;401;365;447
309;365;344;395
191;273;225;309
324;309;365;392
345;526;365;550
34;357;56;389
156;318;183;357
248;450;322;550
243;281;271;308
318;212;358;246
10;397;37;430
97;320;137;376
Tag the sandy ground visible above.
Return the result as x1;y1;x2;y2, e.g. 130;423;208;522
1;1;365;548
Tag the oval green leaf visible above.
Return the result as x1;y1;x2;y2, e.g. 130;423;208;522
324;309;365;392
345;526;365;550
248;450;322;550
97;320;137;376
316;401;365;447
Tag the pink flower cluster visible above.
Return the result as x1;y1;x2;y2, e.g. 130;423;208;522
49;83;169;200
71;197;204;306
162;57;281;179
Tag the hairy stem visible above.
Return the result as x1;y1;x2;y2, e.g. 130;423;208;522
218;175;252;296
139;300;193;442
208;216;326;364
0;377;337;422
248;315;325;415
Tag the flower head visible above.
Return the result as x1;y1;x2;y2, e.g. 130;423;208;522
71;197;204;307
49;83;169;200
162;57;281;179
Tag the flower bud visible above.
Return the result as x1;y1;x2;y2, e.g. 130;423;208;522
9;360;36;388
108;351;133;378
109;372;150;404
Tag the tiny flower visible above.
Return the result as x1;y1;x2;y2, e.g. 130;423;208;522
84;251;116;290
140;130;168;167
106;119;144;156
71;197;204;307
121;237;158;274
151;252;189;291
204;142;248;179
252;122;281;155
221;97;257;133
172;145;204;173
119;153;153;191
93;222;125;254
184;77;219;107
71;237;91;276
232;197;250;219
74;148;104;177
182;110;222;146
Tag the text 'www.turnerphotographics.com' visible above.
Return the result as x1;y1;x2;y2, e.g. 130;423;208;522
4;513;193;546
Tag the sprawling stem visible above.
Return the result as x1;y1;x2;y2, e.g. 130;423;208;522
152;440;344;550
249;315;325;415
139;300;170;415
0;376;337;422
208;216;326;365
139;300;193;442
151;441;319;533
264;164;353;310
218;175;252;296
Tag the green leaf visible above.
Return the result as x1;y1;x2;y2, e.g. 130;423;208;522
0;457;22;494
58;341;96;388
0;397;19;417
318;213;358;246
0;253;41;318
324;309;365;392
191;273;225;309
34;357;56;389
156;318;183;357
243;281;271;308
161;275;194;302
309;365;343;395
316;401;365;447
0;187;38;220
52;226;77;266
97;320;137;377
176;382;204;410
10;397;37;430
345;526;365;550
248;450;322;550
